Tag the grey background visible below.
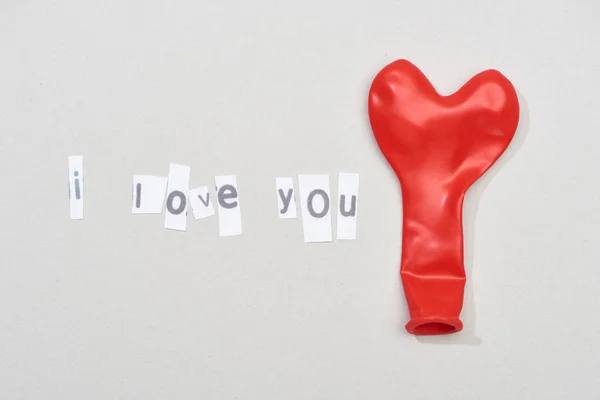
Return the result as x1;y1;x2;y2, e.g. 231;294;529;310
1;0;599;398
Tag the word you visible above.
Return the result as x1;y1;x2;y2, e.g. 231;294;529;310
68;157;360;242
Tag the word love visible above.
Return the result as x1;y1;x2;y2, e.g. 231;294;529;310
134;164;242;235
68;157;360;242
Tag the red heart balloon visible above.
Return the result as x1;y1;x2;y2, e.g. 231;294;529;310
368;60;520;335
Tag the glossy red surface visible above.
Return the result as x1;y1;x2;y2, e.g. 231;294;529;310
368;60;520;335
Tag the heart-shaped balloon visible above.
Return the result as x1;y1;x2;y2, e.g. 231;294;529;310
368;60;520;335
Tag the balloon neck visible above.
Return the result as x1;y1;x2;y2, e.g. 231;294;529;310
399;180;467;335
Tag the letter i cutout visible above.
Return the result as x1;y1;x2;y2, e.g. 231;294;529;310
68;156;84;219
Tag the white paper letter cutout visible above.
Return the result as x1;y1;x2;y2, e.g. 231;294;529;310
275;177;297;219
68;156;84;219
298;174;332;243
189;186;215;220
336;173;359;240
215;175;242;236
132;176;168;214
164;164;190;231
